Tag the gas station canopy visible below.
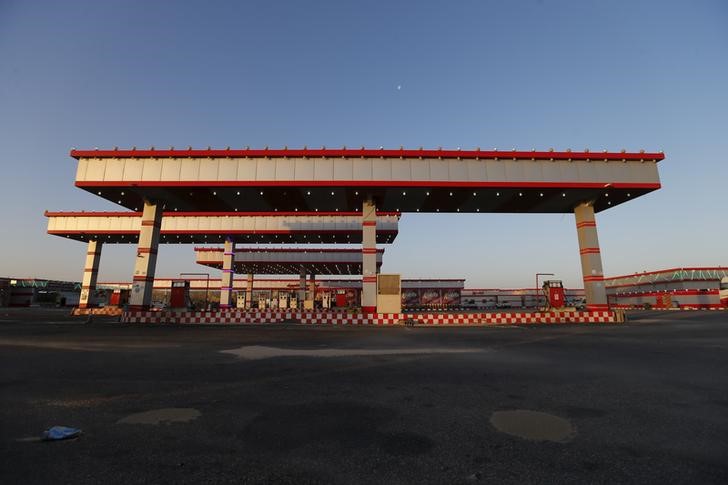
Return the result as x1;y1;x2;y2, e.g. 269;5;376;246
45;211;399;244
195;247;384;275
72;147;663;214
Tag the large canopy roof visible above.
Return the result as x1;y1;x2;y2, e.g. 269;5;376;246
72;147;663;214
45;211;399;244
195;247;384;275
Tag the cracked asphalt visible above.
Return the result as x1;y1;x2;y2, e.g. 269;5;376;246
1;308;727;484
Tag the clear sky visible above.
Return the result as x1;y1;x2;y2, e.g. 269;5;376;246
1;0;726;288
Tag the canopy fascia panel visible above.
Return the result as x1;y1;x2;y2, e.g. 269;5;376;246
72;148;663;213
45;211;399;244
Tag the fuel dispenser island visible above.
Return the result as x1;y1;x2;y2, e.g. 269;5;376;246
170;280;191;309
335;290;347;308
109;289;130;307
541;280;565;310
321;292;331;309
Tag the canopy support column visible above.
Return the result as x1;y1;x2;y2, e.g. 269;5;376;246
309;273;316;306
246;273;254;309
575;202;608;311
129;201;162;311
362;199;377;313
79;239;102;309
299;265;306;303
220;237;235;309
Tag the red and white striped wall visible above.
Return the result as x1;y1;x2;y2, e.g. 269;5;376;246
121;309;620;325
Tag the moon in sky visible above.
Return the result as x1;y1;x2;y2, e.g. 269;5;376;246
397;85;401;90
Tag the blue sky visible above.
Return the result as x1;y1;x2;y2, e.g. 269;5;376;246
1;0;726;288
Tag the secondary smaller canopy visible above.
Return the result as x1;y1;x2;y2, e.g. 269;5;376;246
45;211;399;244
195;247;384;275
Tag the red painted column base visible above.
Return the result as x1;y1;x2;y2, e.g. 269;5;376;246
128;305;151;311
586;304;610;312
362;306;377;314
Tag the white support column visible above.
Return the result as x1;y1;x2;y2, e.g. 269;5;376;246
299;265;306;303
309;273;316;303
129;201;162;310
245;273;254;309
79;239;102;309
361;199;377;313
220;238;235;309
575;202;609;311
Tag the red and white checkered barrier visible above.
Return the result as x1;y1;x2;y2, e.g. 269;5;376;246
121;309;620;325
73;306;123;316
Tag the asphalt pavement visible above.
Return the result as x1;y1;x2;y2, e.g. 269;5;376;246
1;308;727;484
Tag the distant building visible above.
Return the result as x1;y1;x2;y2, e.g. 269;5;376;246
461;288;585;310
0;278;85;307
605;267;728;309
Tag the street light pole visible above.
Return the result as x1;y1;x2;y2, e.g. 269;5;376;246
535;272;555;309
179;272;210;310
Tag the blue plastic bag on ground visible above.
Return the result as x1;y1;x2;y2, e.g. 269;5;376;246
43;426;82;441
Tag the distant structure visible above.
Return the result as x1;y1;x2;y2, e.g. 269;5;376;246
605;267;728;309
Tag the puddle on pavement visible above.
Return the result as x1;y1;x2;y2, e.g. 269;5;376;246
117;408;201;425
220;345;481;360
490;410;575;443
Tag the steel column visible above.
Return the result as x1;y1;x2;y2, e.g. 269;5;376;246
79;239;102;308
309;273;316;302
129;201;162;310
220;237;235;308
245;273;254;309
361;199;377;313
575;202;608;311
299;265;306;303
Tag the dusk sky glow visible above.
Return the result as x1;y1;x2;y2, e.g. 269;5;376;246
1;0;726;288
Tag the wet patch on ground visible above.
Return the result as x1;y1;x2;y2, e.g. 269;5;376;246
490;409;576;443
